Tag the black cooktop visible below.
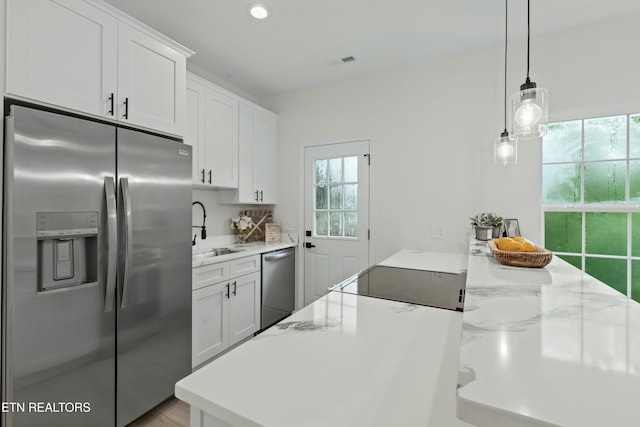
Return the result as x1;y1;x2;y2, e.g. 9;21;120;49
329;265;465;311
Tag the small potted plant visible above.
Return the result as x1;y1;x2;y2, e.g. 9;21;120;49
470;213;503;241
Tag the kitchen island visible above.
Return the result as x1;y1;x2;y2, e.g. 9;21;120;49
176;251;472;427
457;240;640;427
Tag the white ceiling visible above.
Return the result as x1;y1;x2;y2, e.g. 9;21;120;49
104;0;640;98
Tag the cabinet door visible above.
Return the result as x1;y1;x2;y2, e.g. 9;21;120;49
257;112;278;204
117;22;186;136
229;272;261;346
6;0;117;116
192;281;230;367
237;103;258;202
205;89;239;188
186;78;207;186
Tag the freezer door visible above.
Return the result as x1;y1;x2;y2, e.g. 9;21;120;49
116;128;192;426
2;106;116;426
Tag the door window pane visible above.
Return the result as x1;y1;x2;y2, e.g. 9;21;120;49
542;164;581;204
315;185;327;209
343;184;358;209
315;212;328;236
344;212;358;237
329;158;342;183
330;185;342;209
584;161;626;204
584;116;627;161
313;155;360;239
585;212;626;256
344;156;358;182
329;212;342;236
543;121;582;163
544;212;582;253
315;159;327;185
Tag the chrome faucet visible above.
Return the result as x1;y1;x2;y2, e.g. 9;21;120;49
192;201;207;246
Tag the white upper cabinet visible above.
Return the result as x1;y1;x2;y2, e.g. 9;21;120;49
186;73;239;188
256;111;278;204
5;0;192;136
6;0;118;117
205;89;239;188
219;103;278;204
117;22;187;135
186;78;206;185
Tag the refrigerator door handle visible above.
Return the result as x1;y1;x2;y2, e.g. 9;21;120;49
104;176;118;312
120;177;133;308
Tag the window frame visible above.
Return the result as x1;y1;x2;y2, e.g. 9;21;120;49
542;113;640;301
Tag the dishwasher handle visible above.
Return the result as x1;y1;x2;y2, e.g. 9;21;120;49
263;249;294;262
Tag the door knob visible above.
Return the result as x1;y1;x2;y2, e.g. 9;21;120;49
305;242;316;249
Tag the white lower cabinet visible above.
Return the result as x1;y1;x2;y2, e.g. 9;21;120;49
192;255;261;368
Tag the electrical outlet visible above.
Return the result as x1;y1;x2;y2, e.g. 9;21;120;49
431;225;445;239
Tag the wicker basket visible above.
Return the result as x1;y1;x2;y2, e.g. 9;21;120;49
487;240;552;268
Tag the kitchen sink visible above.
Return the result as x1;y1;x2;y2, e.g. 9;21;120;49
192;248;245;262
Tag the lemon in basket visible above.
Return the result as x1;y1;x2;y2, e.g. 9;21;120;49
496;237;524;252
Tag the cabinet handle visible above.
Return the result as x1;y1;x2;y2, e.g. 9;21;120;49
123;97;129;119
232;281;237;296
208;170;212;184
225;283;230;299
255;190;259;202
259;191;263;202
108;93;114;116
201;169;205;184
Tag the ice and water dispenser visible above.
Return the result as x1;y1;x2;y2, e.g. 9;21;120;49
36;212;98;292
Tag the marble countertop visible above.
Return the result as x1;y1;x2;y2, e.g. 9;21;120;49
457;240;640;427
192;240;298;268
177;250;472;427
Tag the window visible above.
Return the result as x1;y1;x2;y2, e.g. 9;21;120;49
542;114;640;302
314;156;358;238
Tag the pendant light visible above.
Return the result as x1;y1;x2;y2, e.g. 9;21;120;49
511;0;548;139
495;0;517;165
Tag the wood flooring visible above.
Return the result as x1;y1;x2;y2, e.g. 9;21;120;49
128;397;189;427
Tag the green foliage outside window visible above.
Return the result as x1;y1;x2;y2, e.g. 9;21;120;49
543;114;640;303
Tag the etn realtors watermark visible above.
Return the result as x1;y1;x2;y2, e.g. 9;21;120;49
2;401;91;413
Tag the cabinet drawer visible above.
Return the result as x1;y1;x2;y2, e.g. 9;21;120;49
230;255;260;277
193;262;230;291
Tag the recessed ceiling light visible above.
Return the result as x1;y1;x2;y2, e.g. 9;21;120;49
249;4;269;19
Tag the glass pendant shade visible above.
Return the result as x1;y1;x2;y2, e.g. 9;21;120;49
511;83;548;139
494;131;517;165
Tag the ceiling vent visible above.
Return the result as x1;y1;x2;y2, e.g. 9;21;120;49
329;56;356;67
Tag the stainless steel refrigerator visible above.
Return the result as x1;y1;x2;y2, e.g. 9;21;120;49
1;105;192;426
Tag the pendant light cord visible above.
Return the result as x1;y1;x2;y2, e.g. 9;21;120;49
503;0;508;133
526;0;530;80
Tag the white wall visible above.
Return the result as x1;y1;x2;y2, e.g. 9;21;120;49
262;12;640;264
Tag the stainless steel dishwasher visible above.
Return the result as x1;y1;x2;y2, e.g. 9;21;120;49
261;247;296;329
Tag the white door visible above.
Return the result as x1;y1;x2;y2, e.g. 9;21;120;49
6;0;117;117
304;140;370;305
117;22;186;135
